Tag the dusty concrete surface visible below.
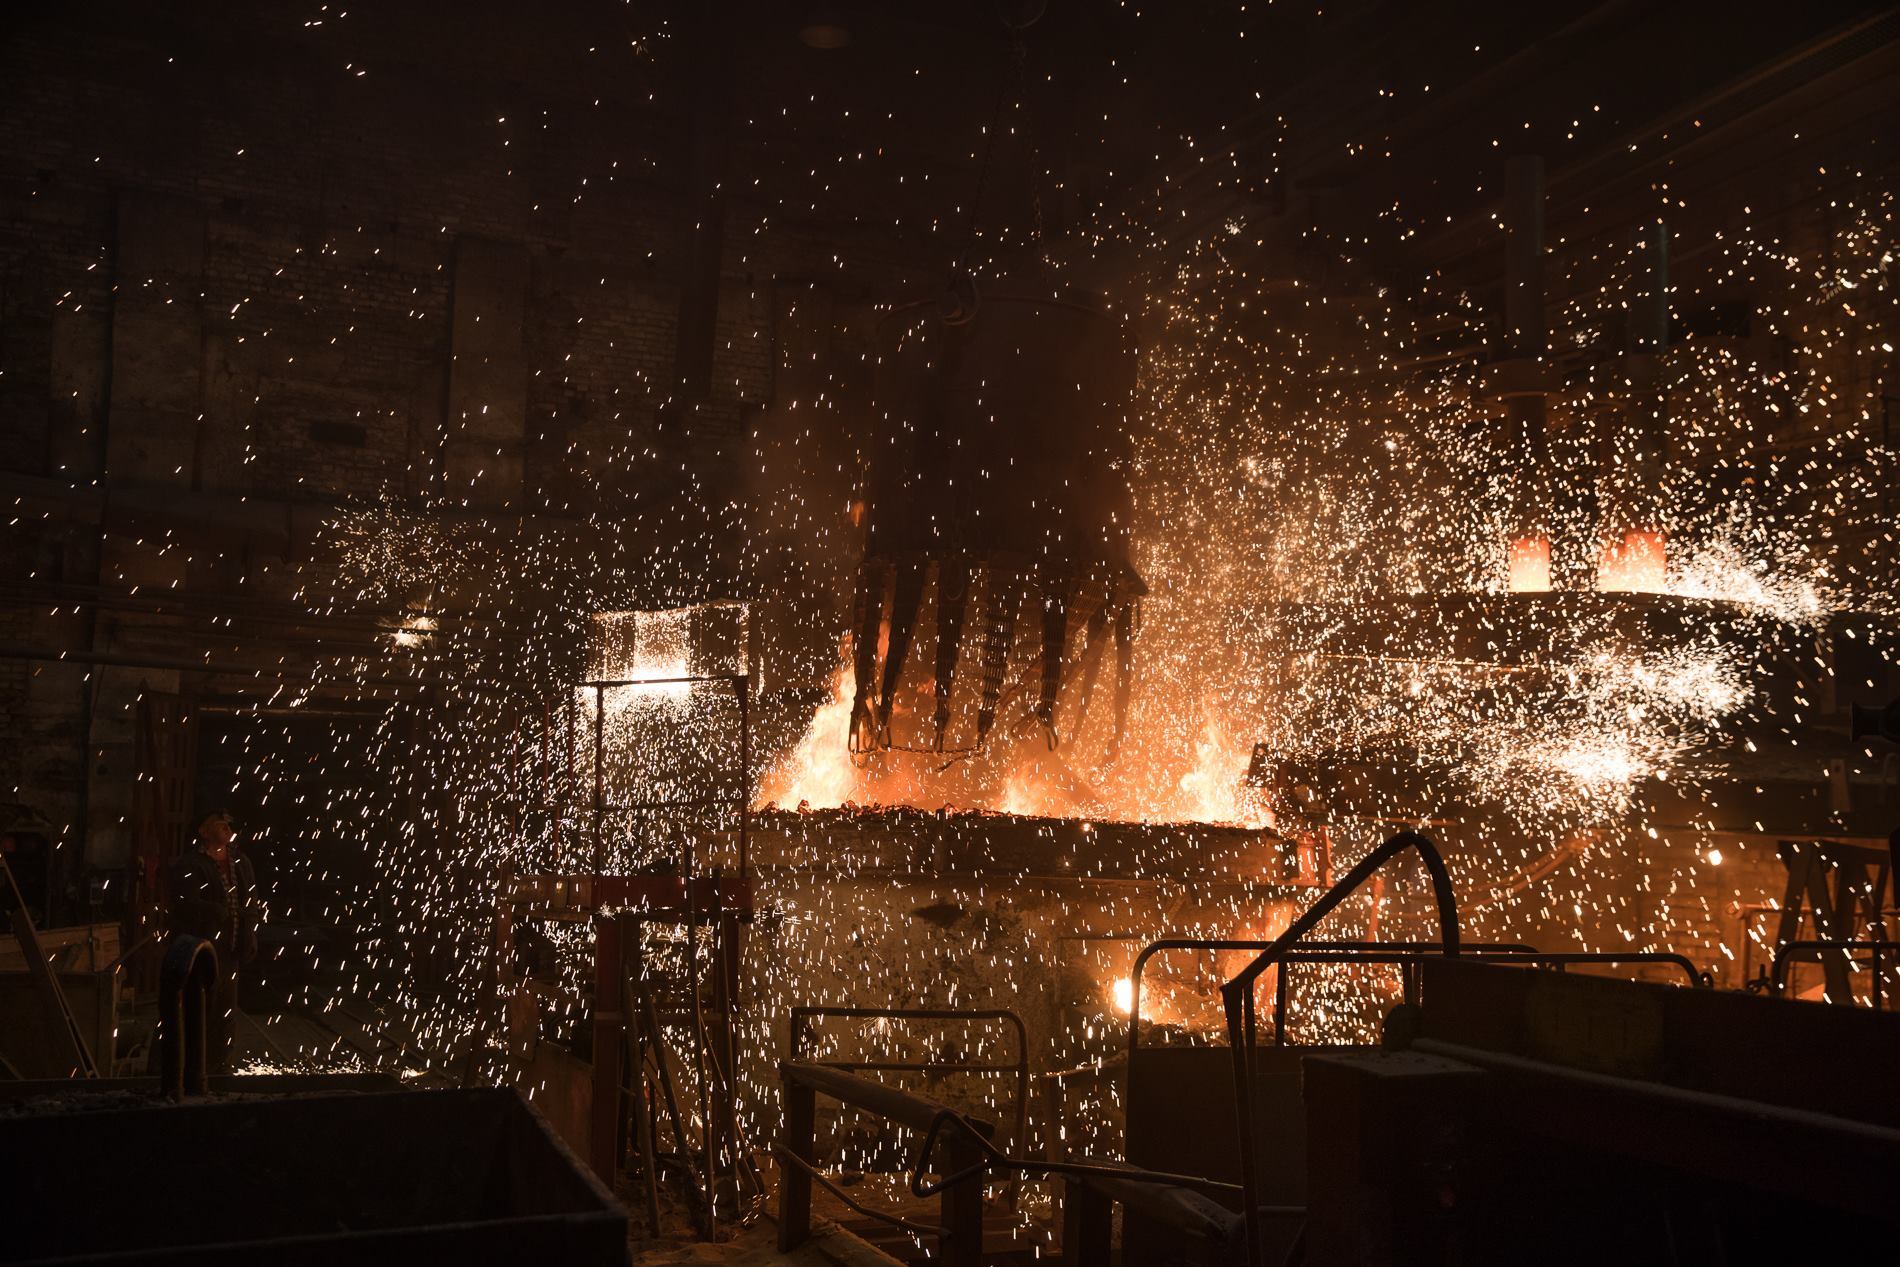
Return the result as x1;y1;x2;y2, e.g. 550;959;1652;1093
632;1211;905;1267
626;1158;1053;1267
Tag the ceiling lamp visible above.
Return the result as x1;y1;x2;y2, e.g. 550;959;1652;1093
798;7;850;50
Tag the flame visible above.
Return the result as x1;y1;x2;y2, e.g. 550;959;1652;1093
1597;530;1667;593
754;658;862;810
1175;716;1271;828
1507;535;1551;593
756;652;1269;827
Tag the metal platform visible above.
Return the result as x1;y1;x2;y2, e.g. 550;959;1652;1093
1301;958;1900;1264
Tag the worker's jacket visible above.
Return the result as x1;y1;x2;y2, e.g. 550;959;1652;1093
168;847;258;964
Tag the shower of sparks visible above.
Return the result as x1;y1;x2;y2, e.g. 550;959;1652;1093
126;6;1897;1198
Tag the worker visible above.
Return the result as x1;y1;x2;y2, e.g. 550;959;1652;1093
167;812;258;1071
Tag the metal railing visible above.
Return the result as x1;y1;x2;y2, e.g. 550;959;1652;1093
1211;830;1711;1264
775;1059;1300;1267
1772;939;1900;1009
1222;830;1460;1266
788;1005;1029;1206
1127;938;1534;1056
1132;939;1702;1056
776;1059;997;1267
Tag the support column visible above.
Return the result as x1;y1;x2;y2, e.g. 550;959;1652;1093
590;911;626;1181
1497;155;1552;592
776;1076;816;1252
1598;219;1670;593
444;236;530;510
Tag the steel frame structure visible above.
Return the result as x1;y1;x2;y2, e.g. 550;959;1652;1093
493;666;758;1238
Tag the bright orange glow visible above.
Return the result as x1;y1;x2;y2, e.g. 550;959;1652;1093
756;646;1270;827
1178;719;1272;828
1507;535;1551;593
1597;529;1667;593
754;654;865;810
1110;977;1134;1014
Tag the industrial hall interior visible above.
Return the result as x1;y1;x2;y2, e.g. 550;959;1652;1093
3;2;1899;1264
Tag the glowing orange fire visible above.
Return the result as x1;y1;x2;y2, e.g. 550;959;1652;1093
1597;530;1667;593
1507;535;1551;593
756;654;1271;828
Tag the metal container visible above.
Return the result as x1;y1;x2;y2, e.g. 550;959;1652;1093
852;292;1144;753
1;1086;627;1264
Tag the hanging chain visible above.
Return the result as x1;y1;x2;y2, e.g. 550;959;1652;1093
958;12;1047;272
1009;25;1045;254
957;53;1013;274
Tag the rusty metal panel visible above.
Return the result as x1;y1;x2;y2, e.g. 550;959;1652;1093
510;1019;595;1160
130;691;197;988
1417;957;1900;1126
1125;1045;1343;1265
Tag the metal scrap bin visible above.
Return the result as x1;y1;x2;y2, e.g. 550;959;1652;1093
0;1086;627;1264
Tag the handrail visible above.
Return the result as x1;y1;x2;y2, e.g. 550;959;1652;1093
782;1058;997;1136
909;1106;1250;1201
1506;952;1704;985
1127;939;1535;1056
1260;949;1704;1049
1224;831;1461;1003
778;1059;998;1267
910;1107;1309;1232
905;1106;1306;1248
1410;1035;1900;1150
771;1144;948;1239
1221;829;1459;1267
1130;941;1701;1055
776;1055;1301;1267
789;1005;1030;1209
1772;938;1900;1009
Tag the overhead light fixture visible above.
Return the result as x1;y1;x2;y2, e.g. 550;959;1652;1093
798;7;850;50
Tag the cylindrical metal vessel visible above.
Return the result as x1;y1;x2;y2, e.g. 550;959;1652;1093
850;291;1144;753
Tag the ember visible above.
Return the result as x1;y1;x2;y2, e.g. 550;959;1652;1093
3;4;1898;1263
